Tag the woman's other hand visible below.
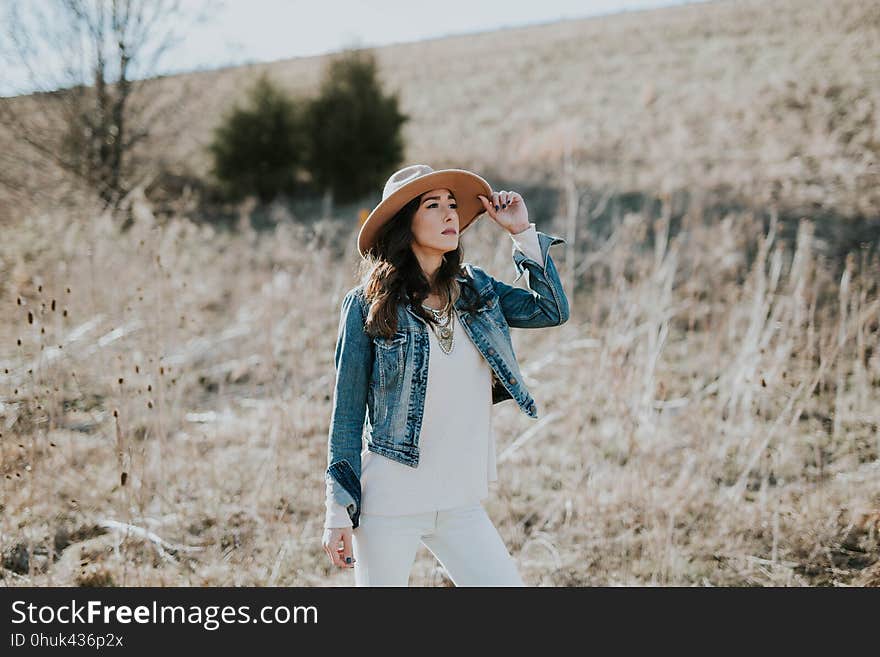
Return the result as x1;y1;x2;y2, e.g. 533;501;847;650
322;527;355;568
478;190;530;235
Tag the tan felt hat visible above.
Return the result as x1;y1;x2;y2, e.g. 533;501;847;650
358;164;492;258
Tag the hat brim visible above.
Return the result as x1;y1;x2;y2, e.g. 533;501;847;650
358;169;493;258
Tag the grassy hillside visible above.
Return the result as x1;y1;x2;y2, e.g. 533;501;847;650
2;0;878;223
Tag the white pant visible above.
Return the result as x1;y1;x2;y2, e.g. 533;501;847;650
352;503;525;586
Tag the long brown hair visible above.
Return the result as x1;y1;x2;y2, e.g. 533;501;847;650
356;192;484;338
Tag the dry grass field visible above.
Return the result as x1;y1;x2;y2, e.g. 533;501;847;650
2;198;878;587
1;0;878;586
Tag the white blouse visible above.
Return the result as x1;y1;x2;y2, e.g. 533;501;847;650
324;223;544;528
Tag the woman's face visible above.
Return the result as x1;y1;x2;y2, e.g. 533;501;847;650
410;188;459;256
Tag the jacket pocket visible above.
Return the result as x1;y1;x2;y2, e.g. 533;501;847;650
476;295;508;332
372;331;407;423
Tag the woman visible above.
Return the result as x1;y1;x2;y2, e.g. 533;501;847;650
320;164;568;586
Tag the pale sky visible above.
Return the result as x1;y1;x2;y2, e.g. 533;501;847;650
1;0;707;97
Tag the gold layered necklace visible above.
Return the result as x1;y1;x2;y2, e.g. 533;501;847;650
421;296;455;355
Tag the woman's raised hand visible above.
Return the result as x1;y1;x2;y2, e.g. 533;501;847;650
322;527;355;569
478;190;530;235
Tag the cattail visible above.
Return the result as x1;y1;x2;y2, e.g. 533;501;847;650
66;287;70;293
147;400;153;409
63;309;68;317
27;311;33;324
147;384;152;391
51;299;55;311
135;365;139;373
118;378;124;385
17;297;22;305
121;472;128;486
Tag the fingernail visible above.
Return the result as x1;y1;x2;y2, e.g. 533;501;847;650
502;203;507;208
494;205;499;211
345;557;352;564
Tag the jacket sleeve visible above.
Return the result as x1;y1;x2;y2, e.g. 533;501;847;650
324;287;371;529
485;226;570;329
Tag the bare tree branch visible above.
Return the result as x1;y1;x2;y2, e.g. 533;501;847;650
0;0;220;211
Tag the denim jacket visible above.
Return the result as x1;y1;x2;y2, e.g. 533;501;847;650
325;229;568;528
